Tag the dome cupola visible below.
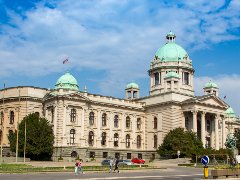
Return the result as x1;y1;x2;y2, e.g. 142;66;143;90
55;71;79;91
126;82;139;89
226;107;236;118
204;81;218;89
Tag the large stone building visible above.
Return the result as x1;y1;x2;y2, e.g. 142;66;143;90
0;32;239;161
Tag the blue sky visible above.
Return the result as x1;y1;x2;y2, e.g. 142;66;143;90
0;0;240;115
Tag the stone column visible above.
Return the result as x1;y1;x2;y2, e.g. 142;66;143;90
215;115;219;150
222;117;226;148
62;105;66;137
201;112;206;147
192;111;198;133
170;80;174;91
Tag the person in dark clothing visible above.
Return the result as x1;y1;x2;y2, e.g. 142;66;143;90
113;157;120;173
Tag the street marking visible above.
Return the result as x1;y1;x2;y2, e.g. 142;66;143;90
67;173;203;180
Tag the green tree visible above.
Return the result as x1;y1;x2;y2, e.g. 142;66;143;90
8;113;54;160
157;128;204;158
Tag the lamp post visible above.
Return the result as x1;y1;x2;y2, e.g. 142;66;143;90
0;83;5;164
23;98;27;163
16;88;20;162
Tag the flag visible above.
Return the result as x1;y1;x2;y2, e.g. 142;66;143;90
224;96;226;99
63;58;69;64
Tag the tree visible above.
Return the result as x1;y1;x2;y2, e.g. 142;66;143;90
157;128;204;158
8;113;54;160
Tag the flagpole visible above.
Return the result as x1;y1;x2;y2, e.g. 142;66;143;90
16;88;20;162
1;83;5;164
24;98;27;163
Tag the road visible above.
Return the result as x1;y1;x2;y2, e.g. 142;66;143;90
0;167;205;180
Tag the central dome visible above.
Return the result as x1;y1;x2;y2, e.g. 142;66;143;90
155;31;188;62
55;71;79;91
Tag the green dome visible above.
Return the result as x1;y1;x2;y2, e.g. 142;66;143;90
165;71;180;78
226;107;236;118
55;72;79;91
155;32;188;62
204;81;218;89
126;82;139;89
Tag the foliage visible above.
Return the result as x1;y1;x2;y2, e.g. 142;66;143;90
157;128;204;158
234;130;240;152
8;113;54;161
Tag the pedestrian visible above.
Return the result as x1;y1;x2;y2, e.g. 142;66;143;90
109;158;113;173
113;157;120;173
75;160;79;175
78;159;85;174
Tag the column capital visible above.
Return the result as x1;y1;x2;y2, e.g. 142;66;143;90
191;110;198;115
200;111;206;116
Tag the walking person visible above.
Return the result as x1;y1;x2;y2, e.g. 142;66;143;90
113;157;120;173
109;158;113;173
75;160;79;175
78;160;85;174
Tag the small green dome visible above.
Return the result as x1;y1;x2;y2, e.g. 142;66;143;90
55;72;79;91
155;32;188;62
226;107;236;118
204;81;218;89
165;71;180;78
126;82;139;89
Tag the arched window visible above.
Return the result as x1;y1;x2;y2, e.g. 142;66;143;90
154;117;157;129
114;115;119;128
101;132;107;146
114;133;119;147
154;135;157;148
137;135;141;148
89;131;94;146
70;108;76;122
70;129;75;144
89;112;94;126
10;111;14;124
126;134;130;148
137;118;141;130
126;116;130;128
71;151;78;158
102;113;107;126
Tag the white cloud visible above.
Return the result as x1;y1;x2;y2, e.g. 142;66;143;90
195;75;240;116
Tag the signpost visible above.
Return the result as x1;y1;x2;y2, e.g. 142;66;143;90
201;156;209;179
177;150;180;163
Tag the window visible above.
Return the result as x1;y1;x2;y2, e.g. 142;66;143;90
71;151;78;158
103;152;108;158
101;132;107;146
114;133;119;147
207;120;211;131
154;72;160;85
126;116;130;128
70;129;75;144
0;111;3;125
127;153;131;159
183;72;189;85
185;117;189;130
102;113;107;126
89;112;94;126
90;151;95;158
115;152;120;159
35;112;40;117
137;135;141;148
154;135;157;148
138;153;142;159
126;134;130;148
70;108;77;122
89;131;94;146
137;118;141;130
114;115;119;128
10;111;14;124
51;108;54;123
154;117;157;129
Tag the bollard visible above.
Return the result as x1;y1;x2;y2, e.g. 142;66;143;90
204;165;208;179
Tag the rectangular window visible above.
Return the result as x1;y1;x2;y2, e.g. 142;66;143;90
115;152;120;159
127;153;131;159
138;153;142;159
183;72;189;85
154;72;160;85
103;152;108;158
90;151;95;158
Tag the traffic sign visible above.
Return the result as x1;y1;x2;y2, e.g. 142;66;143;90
201;155;209;165
177;150;180;156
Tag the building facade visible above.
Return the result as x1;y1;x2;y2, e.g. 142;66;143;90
0;32;239;161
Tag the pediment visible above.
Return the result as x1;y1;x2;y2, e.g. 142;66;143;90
196;95;228;108
64;92;91;102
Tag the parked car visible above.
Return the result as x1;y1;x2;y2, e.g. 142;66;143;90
131;158;145;164
118;159;134;166
101;159;110;165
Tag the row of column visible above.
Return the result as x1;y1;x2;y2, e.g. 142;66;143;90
191;111;222;150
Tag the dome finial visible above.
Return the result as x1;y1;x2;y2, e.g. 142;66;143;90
166;31;176;42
